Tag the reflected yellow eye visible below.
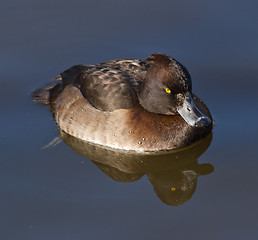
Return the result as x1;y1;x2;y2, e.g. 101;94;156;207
171;187;176;191
165;88;171;94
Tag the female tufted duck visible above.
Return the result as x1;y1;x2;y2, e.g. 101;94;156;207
32;53;212;152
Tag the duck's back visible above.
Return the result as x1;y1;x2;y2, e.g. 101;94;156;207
60;59;147;112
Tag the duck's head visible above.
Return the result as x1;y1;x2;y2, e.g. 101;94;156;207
138;53;211;127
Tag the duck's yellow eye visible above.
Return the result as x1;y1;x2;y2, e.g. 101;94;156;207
165;88;171;94
171;187;176;191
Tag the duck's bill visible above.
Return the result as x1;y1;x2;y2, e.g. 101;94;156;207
177;94;211;127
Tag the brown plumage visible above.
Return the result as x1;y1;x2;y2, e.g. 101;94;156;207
32;53;212;152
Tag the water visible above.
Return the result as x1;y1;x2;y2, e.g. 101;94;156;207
1;0;258;239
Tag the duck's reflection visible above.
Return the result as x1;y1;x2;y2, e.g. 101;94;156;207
60;131;214;206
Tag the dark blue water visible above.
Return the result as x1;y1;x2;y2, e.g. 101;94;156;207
1;0;258;239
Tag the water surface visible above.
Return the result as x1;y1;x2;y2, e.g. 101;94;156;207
1;0;258;239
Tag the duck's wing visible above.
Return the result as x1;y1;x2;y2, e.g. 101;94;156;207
72;66;141;112
59;59;148;112
59;64;142;112
60;65;91;87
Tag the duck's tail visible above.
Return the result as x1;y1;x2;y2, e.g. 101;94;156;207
32;65;86;105
31;81;62;106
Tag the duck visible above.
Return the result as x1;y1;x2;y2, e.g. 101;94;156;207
32;53;212;152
